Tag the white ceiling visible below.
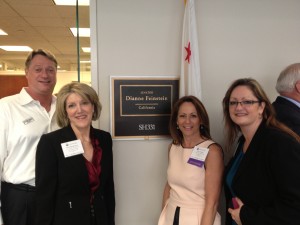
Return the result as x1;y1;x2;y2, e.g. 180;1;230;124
0;0;90;71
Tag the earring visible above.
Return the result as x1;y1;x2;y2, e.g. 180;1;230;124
200;124;205;131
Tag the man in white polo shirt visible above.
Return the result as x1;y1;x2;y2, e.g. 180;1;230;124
0;49;59;225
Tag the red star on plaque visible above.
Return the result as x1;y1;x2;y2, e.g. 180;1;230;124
184;42;191;63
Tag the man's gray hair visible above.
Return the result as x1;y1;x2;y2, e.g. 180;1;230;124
276;63;300;93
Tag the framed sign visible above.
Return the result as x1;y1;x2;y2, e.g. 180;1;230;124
110;76;179;140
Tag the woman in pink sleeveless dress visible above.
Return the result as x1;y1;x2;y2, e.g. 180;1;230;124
158;96;224;225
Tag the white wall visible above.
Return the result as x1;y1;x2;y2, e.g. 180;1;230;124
91;1;300;225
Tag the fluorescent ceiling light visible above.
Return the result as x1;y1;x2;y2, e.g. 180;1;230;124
0;46;33;52
70;28;90;37
80;60;91;63
82;47;90;53
0;29;8;35
53;0;89;6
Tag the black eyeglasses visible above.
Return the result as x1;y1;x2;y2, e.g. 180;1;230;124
229;100;261;107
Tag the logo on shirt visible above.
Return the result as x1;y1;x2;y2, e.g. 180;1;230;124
23;117;35;125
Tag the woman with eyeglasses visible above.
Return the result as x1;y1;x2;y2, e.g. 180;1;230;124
222;78;300;225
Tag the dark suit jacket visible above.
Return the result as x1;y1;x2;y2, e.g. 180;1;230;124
224;122;300;225
272;96;300;136
35;125;115;225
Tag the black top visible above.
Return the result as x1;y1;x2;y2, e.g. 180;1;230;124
35;125;115;225
224;121;300;225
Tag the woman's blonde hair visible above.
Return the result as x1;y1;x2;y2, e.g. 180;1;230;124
56;82;102;127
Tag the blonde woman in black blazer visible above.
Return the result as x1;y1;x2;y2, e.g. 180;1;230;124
222;78;300;225
36;82;115;225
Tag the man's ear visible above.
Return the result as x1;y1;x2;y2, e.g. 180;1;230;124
25;68;29;78
295;81;300;93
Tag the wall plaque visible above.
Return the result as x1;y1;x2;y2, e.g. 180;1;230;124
110;76;179;140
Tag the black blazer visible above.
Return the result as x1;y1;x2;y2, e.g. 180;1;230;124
224;122;300;225
272;96;300;135
35;125;115;225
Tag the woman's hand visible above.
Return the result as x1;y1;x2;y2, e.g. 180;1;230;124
228;197;244;225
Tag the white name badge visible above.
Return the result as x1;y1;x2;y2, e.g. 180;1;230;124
61;140;84;158
187;146;209;168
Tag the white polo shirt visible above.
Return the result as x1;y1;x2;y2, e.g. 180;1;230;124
0;88;59;186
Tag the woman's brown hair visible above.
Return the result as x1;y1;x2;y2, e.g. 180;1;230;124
222;78;300;150
169;95;211;145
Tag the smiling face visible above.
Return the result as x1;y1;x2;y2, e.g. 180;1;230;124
229;85;265;130
65;93;94;131
25;54;57;96
177;102;201;138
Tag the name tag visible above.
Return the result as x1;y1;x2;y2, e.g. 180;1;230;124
61;140;84;158
187;146;209;168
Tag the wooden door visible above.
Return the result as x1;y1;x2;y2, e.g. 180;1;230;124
0;75;27;99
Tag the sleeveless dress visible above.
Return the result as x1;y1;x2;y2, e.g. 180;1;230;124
158;140;221;225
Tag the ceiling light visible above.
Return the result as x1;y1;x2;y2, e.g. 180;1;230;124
70;28;90;37
0;29;8;35
53;0;89;6
0;46;33;51
82;47;90;53
80;60;91;63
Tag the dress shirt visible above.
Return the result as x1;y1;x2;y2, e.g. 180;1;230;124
0;88;59;223
280;95;300;108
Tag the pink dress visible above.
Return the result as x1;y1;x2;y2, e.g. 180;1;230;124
158;140;221;225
